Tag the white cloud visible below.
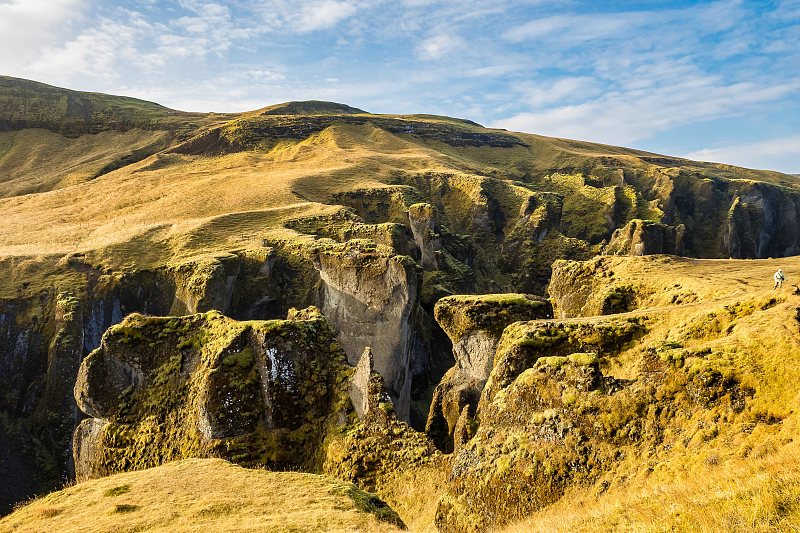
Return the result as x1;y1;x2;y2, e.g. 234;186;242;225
504;0;744;44
685;135;800;173
518;76;601;108
417;30;463;60
504;12;646;43
253;0;363;33
492;78;800;147
23;17;144;82
0;0;87;71
297;1;358;31
7;2;265;87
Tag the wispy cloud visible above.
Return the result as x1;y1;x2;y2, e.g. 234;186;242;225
494;77;800;146
685;135;800;172
252;0;366;33
504;1;743;44
417;30;463;60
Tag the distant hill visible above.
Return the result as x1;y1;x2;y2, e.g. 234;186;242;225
255;100;367;116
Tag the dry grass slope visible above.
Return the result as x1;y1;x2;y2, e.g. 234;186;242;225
504;441;800;532
0;458;404;533
1;76;798;299
496;254;800;532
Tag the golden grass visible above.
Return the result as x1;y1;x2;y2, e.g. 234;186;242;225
375;464;450;533
0;458;404;533
503;441;800;533
0;129;169;197
492;254;800;532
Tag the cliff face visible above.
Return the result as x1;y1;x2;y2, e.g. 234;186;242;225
605;219;686;256
304;242;421;421
70;305;442;523
434;313;640;532
72;308;352;480
0;251;287;510
425;294;552;451
663;175;800;259
548;258;641;319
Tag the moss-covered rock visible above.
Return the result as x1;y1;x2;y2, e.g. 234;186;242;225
426;294;552;452
407;203;442;271
435;311;751;533
605;218;685;256
481;315;646;408
72;307;354;480
325;343;444;501
549;257;646;319
274;236;422;421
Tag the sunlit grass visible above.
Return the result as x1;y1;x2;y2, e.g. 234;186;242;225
0;458;404;533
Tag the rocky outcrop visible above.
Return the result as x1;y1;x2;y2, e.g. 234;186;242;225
408;203;442;271
324;346;442;493
437;315;649;532
434;299;763;532
349;347;394;421
70;302;443;517
72;307;353;481
436;354;606;533
549;257;640;319
498;191;593;294
479;316;646;408
425;294;552;451
605;219;686;256
278;238;422;421
721;185;800;258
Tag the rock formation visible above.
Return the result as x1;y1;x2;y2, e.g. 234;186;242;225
73;307;353;480
549;257;640;318
605;219;685;256
425;294;552;451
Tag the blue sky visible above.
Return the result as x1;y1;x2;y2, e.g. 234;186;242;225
1;0;799;172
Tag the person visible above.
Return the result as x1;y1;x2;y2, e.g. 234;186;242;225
773;269;785;289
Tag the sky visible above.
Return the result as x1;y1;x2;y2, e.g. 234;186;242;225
1;0;799;173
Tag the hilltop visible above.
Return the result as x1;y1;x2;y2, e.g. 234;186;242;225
2;77;800;529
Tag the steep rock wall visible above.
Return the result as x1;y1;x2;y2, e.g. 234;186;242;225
605;219;685;256
425;294;552;451
437;315;651;532
548;258;641;319
0;250;289;511
277;237;422;421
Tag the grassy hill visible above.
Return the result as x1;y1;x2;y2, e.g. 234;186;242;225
1;76;798;277
0;458;405;533
439;254;800;531
0;76;232;197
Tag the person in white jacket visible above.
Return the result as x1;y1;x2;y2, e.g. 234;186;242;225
774;269;785;289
